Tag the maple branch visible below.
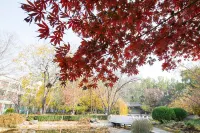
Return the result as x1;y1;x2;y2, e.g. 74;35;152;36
139;0;200;38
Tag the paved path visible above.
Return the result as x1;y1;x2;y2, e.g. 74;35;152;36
108;128;131;133
108;127;171;133
153;127;171;133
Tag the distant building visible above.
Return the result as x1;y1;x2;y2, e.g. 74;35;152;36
0;79;22;114
127;102;144;114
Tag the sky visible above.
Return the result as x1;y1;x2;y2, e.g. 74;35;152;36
0;0;194;81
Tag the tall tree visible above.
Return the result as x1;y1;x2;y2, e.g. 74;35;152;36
15;45;59;113
96;77;138;115
169;65;200;115
62;80;84;115
21;0;200;85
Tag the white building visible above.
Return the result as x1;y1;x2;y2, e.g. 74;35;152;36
0;79;22;114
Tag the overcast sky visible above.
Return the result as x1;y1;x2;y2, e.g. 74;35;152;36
0;0;196;81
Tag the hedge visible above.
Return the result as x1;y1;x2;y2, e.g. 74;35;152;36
152;106;176;123
4;108;15;114
173;108;187;121
27;115;107;121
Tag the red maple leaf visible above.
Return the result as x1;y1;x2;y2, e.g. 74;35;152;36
21;0;200;86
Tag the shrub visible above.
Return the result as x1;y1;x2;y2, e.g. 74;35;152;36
152;106;176;123
27;114;107;121
141;105;151;113
0;113;25;128
75;106;87;114
185;121;196;130
4;108;15;114
173;108;187;121
192;105;200;116
131;119;153;133
78;117;90;125
185;119;200;130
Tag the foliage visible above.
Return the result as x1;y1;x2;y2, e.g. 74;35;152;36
172;108;187;121
131;119;153;133
141;105;151;113
4;108;15;114
185;119;200;130
122;77;180;107
27;115;107;121
0;113;25;128
16;45;59;113
78;89;104;114
159;120;200;132
192;105;200;117
169;88;200;115
75;106;88;115
24;128;109;133
21;0;200;86
63;80;85;114
78;117;90;125
143;88;164;108
152;106;176;123
172;66;200;116
118;99;128;115
169;96;193;113
96;78;135;115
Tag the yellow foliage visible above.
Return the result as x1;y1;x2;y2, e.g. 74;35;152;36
35;45;54;56
169;96;193;113
0;113;25;128
118;99;128;115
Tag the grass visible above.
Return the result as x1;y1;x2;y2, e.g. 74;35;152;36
185;119;200;130
152;119;200;132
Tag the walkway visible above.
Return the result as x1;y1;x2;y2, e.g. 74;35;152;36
108;127;170;133
153;127;171;133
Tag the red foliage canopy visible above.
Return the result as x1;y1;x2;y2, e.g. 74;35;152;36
21;0;200;87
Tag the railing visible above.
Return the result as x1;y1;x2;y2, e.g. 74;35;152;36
128;114;150;120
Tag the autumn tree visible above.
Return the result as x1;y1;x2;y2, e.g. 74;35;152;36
143;88;164;108
117;99;128;115
20;75;39;112
21;0;200;86
62;80;84;115
176;65;200;115
96;77;138;115
15;45;59;113
121;77;179;104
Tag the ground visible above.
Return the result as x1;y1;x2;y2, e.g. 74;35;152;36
0;120;172;133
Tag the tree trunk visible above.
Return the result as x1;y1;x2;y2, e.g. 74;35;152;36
42;97;47;114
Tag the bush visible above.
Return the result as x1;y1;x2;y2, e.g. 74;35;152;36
173;108;187;121
28;115;62;121
0;113;25;128
185;119;200;130
185;121;196;130
75;106;87;114
131;119;153;133
4;108;15;114
27;114;107;121
192;105;200;116
152;106;176;123
78;117;90;125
